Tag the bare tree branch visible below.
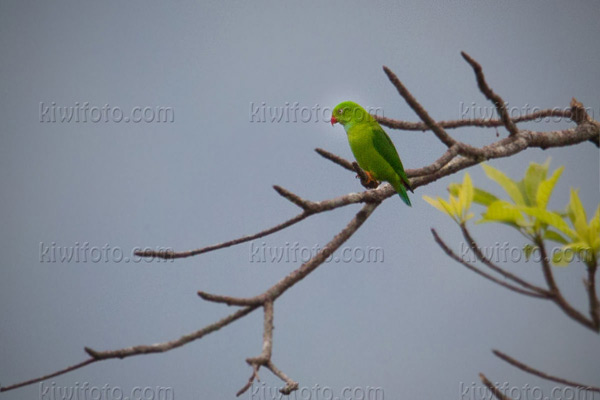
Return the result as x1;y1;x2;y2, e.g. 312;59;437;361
569;97;599;148
461;52;519;137
196;201;380;308
273;185;317;211
137;118;598;262
234;301;299;396
437;221;598;331
134;211;309;260
263;360;299;395
460;225;549;295
3;52;599;396
0;359;97;393
584;257;599;329
382;65;457;148
315;147;355;172
0;305;259;392
535;237;597;331
133;202;382;394
375;109;572;131
432;229;547;298
235;301;300;396
83;305;259;360
479;373;513;400
493;350;600;392
235;365;261;397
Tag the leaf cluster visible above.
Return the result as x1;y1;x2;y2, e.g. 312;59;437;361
425;160;600;267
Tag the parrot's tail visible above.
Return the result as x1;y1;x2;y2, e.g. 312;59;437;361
394;181;412;207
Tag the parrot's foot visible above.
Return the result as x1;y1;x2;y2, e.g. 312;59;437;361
352;162;379;189
356;170;378;188
364;171;377;185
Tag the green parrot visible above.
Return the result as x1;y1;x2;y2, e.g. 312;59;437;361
331;101;413;206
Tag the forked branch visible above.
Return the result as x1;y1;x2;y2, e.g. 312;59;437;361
434;225;599;331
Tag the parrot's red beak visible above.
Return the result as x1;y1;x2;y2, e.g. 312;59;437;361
330;116;338;126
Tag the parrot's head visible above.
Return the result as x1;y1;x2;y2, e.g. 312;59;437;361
331;101;370;127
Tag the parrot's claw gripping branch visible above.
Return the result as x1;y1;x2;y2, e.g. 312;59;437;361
2;52;599;397
352;162;380;189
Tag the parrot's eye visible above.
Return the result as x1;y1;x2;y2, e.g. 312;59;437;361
337;109;343;115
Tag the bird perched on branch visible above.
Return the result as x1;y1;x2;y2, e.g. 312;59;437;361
331;101;413;206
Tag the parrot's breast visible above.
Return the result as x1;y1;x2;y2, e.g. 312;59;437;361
346;126;397;182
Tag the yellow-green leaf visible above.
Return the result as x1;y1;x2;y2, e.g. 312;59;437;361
523;160;550;205
480;201;529;227
543;230;568;244
589;205;600;252
482;164;525;206
519;206;578;240
450;195;461;218
563;242;594;264
423;196;450;215
448;183;498;207
438;197;457;220
461;173;474;213
568;189;588;236
535;166;563;210
552;249;571;267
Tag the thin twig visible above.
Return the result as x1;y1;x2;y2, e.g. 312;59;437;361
197;291;261;306
135;212;309;259
478;374;513;400
198;202;381;309
536;237;596;331
0;359;97;392
493;350;600;392
315;148;355;172
461;52;519;137
265;361;299;395
408;146;459;177
1;305;259;391
375;108;572;131
382;65;457;148
236;301;279;396
461;225;549;295
432;229;546;298
273;185;316;211
235;365;261;397
585;259;599;329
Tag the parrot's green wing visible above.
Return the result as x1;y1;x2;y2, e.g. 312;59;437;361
371;126;413;192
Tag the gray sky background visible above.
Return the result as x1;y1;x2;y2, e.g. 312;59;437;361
1;1;599;399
